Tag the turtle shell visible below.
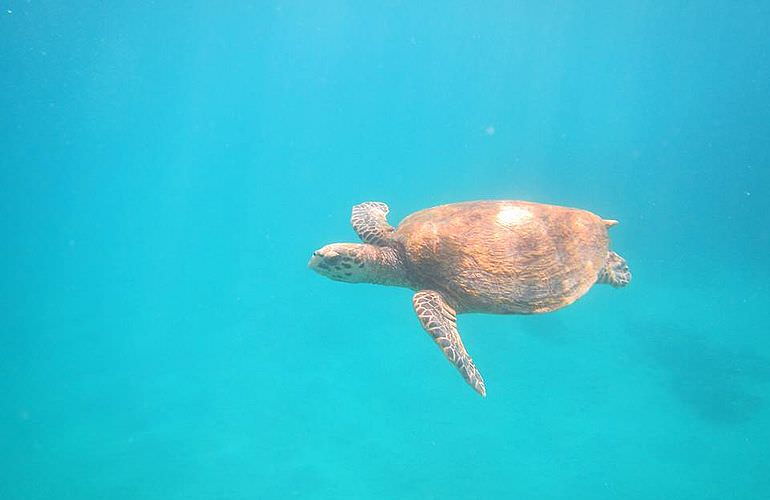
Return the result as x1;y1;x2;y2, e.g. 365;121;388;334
393;200;610;314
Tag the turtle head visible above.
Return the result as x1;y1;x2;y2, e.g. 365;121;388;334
308;243;408;286
308;243;375;283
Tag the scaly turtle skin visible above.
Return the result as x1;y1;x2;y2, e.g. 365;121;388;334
309;200;631;397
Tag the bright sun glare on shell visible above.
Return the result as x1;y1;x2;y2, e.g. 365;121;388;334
496;205;532;226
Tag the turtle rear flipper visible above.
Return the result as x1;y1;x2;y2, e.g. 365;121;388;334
351;201;395;246
597;251;631;287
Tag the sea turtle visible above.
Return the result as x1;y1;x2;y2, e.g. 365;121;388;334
309;200;631;396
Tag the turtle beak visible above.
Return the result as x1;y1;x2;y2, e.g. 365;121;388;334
309;245;348;278
308;251;321;269
308;248;336;270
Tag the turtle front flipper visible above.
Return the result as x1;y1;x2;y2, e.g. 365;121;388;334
597;251;631;287
351;201;395;246
412;290;487;397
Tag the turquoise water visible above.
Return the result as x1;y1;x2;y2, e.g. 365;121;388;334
2;1;769;498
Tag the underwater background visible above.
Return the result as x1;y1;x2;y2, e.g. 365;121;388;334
2;1;769;498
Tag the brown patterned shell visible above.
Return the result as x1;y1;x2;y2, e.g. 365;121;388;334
393;200;611;314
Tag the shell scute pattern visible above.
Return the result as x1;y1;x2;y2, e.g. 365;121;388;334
394;201;610;314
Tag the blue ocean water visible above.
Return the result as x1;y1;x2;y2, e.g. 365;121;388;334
2;1;769;498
